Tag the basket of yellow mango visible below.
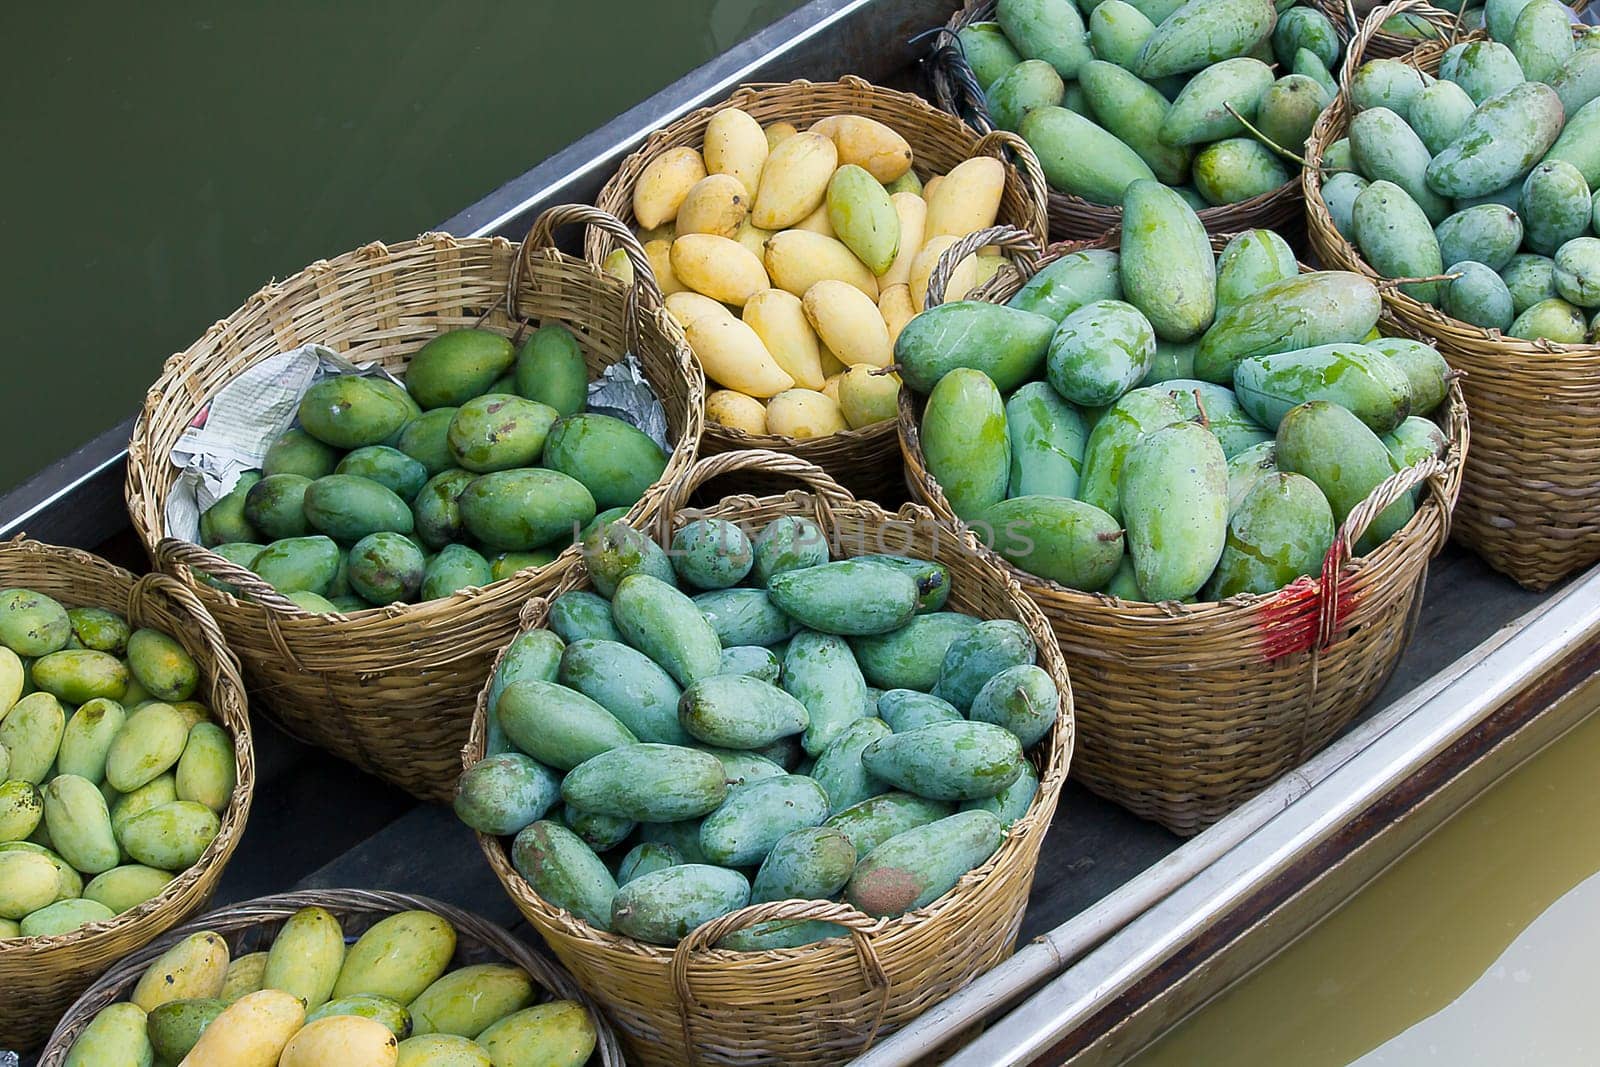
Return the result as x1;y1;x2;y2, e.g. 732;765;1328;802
589;76;1050;502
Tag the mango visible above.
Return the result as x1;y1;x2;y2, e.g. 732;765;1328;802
763;229;879;301
457;469;595;552
750;824;857;904
0;691;62;784
820;165;899;276
510;323;588;417
676;174;750;239
1366;337;1450;418
811;717;893;815
679;673;808;750
131;930;230;1011
1020;105;1156;205
986;59;1066;132
0;848;59;919
1089;0;1157;68
0;644;22;715
1443;260;1516;329
1429;83;1564;199
1522;162;1593;256
104;700;186;792
542;412;668;511
146;998;229;1061
1215;229;1298;312
806;115;912;184
878;690;963;732
1046;298;1157;407
1204;471;1335;598
1273;6;1338;68
403;470;470;550
64;1002;154;1067
1002;381;1087;499
703;108;769;198
0;779;41;842
1234;343;1413;434
1079;62;1192;185
1551;49;1600;117
1510;0;1573;85
262;429;339;482
699;774;830;866
473;1001;595;1067
1435;204;1525;273
845;808;1003;917
178;987;305;1066
919;366;1011;520
611;572;722;687
83;864;175;914
803;279;892;369
1509;296;1589;341
1278;400;1414;555
1160;58;1275;146
236;473;309;541
933;619;1037;712
751;515;828;584
964;759;1039;827
559;638;690;745
1554;237;1600;307
748;131;835;229
1503;253;1561;315
767;559;920;637
42;773;118;874
111;773;178;839
1405;82;1475;160
850;611;978;693
900;302;1054;403
301;474;414;542
617;842;683;887
959;22;1025;88
14;896;107;938
1199;269;1383;383
560;742;728;823
694;588;800;647
299;375;415;448
505;820;615;929
279;1015;401;1065
418;543;492;600
1008;248;1122;323
998;0;1094;79
1322;172;1369;242
1443;41;1526;109
343;532;423;604
881;194;927;292
633;146;706;229
1485;0;1538;41
1256;74;1329;156
199;473;262;547
440;395;556;474
1136;0;1276;78
1353;180;1447;304
454;752;560;835
1227;440;1281;514
824;791;955;859
496;677;636;771
1078;386;1186;520
1193;138;1288;205
0;589;69;660
981;494;1125;590
120;800;220;870
30;648;125;705
176;723;236;813
390;409;457;477
1119;421;1228;599
1351;106;1452;225
1351;58;1430;116
332;447;425;504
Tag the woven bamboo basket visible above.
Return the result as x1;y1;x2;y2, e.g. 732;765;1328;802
38;888;624;1065
925;0;1306;242
124;205;704;803
898;225;1468;834
0;537;254;1051
587;76;1050;503
1305;2;1600;589
1310;0;1464;59
466;450;1072;1066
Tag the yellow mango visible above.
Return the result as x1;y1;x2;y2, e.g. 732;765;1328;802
396;1034;492;1066
821;373;844;404
633;147;707;229
635;221;675;244
924;156;1005;241
810;115;914;182
600;248;633;285
882;192;927;288
476;1001;597;1067
743;288;825;390
765;121;799;150
665;291;735;330
922;175;944;200
878;283;917;346
684;317;796;398
0;647;21;717
280;1015;399;1067
179;988;305;1067
766;389;850;439
909;234;962;311
763;230;879;301
751;132;838;229
333;910;457;1005
670;234;769;307
674;174;750;238
734;220;774;260
133;931;230;1011
221;951;269;1002
793;201;836;238
704;108;769;198
65;1002;152;1067
942;251;1008;303
262;905;345;1011
706;390;769;436
802;281;892;368
818;344;848;377
839;364;902;429
643;239;686;296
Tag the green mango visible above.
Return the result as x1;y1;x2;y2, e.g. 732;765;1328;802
1510;0;1573;85
1551;48;1600;118
1428;83;1565;198
1215;228;1298;313
638;819;710;865
1502;253;1560;315
490;549;557;582
303;474;414;541
877;690;963;732
610;863;750;946
680;674;809;749
32;649;127;704
1485;0;1538;40
1079;61;1193;184
304;993;413;1037
934;619;1037;711
613;573;722;686
699;775;830;866
410;963;534;1038
718;918;850;951
263;428;339;481
559;638;688;745
253;533;345;598
331;910;456;1004
1121;421;1229;600
1160;57;1275;146
1554;237;1600;307
1005;382;1089;499
175;721;236;813
1350;58;1430;117
444;394;558;474
475;1002;596;1067
1366;337;1450;418
543;413;668;511
546;591;621;645
1354;180;1447;304
1443;260;1517;329
845;810;1004;917
120;800;220;870
420;543;493;600
1135;0;1276;78
1046;299;1156;407
1351;106;1452;224
963;759;1040;827
496;678;636;771
1234;343;1413;434
1277;400;1414;555
242;473;312;540
997;0;1094;80
1293;48;1339;100
981;495;1126;589
766;560;920;637
986;59;1067;133
1523;162;1594;256
1383;414;1449;480
336;445;428;501
346;532;426;604
1124;0;1185;19
698;748;787;787
410;469;474;549
1078;386;1186;519
144;997;228;1060
618;841;683;886
751;515;829;585
1090;0;1157;68
750;824;857;903
105;701;187;793
200;542;267;596
1204;471;1335;598
458;469;595;552
1020;105;1157;205
894;299;1055;393
719;645;781;682
857;555;952;612
561;804;634;852
1121;180;1217;341
1509;297;1589;341
1007;248;1121;323
780;630;871;756
693;588;799;647
850;612;980;692
486;628;566;750
0;779;41;842
63;1002;154;1067
823;791;954;859
392;408;458;476
1322;172;1370;243
509;820;616;929
1409;81;1477;158
65;607;130;657
298;375;416;449
670;518;754;591
453;753;559;836
957;22;1024;89
0;692;63;783
1160;379;1273;457
199;472;262;546
1273;6;1339;68
968;663;1060;748
560;743;728;822
827;166;900;277
513;324;588;417
0;848;61;920
1192;138;1289;205
581;520;673;598
83;864;174;914
406;328;515;410
1256;74;1329;156
1443;41;1527;106
109;774;177;839
1435;204;1525;272
811;718;893;814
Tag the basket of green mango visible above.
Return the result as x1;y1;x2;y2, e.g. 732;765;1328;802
1305;0;1600;589
893;183;1466;834
927;0;1341;240
41;888;624;1066
124;205;704;803
0;537;253;1052
459;450;1071;1067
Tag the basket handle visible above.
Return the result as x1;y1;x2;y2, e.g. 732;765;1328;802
126;570;246;680
923;224;1044;310
668;898;892;1063
1339;0;1459;86
652;450;857;539
973;130;1051;247
154;538;304;615
509;204;664;348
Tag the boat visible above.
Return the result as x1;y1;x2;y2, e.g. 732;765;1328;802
3;0;1598;1061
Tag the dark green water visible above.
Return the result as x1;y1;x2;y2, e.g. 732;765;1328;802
0;1;802;494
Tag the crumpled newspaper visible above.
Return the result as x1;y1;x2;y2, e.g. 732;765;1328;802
164;344;670;543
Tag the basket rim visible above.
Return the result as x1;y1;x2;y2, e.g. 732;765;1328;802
37;887;626;1067
0;538;254;955
463;450;1072;967
896;227;1469;620
123;228;706;628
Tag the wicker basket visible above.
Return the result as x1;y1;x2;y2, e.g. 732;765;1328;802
587;76;1050;503
1310;0;1463;59
899;225;1468;834
925;1;1306;242
0;537;254;1051
38;888;624;1066
1305;2;1600;589
124;205;704;803
466;450;1072;1066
